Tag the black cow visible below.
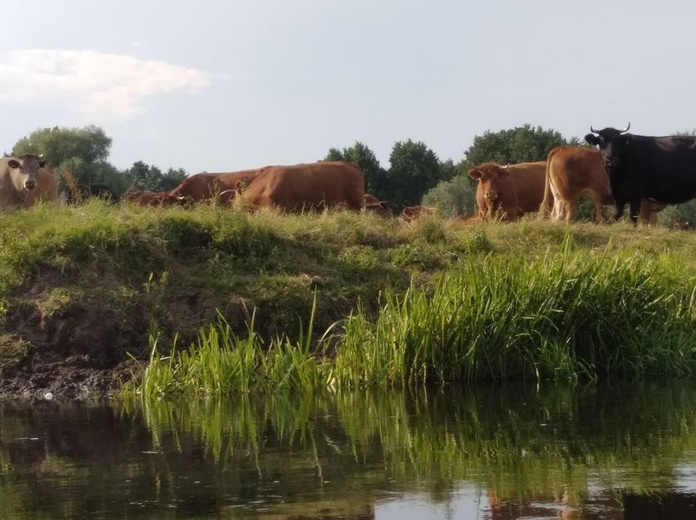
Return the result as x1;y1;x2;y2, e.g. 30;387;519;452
585;123;696;224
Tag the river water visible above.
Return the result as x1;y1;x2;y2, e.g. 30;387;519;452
1;381;696;519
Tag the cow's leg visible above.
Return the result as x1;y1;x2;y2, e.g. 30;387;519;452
629;200;641;225
614;201;626;222
637;200;654;226
565;199;578;223
594;201;604;224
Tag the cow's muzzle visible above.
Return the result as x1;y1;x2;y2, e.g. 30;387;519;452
485;191;497;201
24;180;36;190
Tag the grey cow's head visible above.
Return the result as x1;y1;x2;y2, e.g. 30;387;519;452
7;153;46;191
584;123;632;171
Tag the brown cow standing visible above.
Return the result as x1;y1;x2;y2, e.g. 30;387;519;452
236;161;365;212
23;167;59;208
539;147;613;223
468;161;546;220
539;146;660;225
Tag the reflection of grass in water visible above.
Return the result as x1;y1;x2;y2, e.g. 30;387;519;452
127;382;696;502
126;239;696;397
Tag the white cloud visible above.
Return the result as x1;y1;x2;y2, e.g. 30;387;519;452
0;49;211;121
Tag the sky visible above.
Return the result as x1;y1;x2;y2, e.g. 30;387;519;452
2;0;696;174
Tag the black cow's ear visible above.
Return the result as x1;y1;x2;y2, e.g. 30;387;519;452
621;135;632;146
585;134;600;145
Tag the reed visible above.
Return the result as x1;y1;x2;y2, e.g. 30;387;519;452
125;300;334;397
332;240;696;387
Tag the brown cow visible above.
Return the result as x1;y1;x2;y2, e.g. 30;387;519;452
401;205;437;221
23;167;59;208
123;190;174;206
468;161;546;220
539;147;613;223
166;169;262;206
236;161;364;212
363;193;395;217
539;146;661;225
0;154;45;210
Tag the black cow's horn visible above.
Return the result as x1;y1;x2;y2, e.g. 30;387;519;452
620;122;631;133
590;125;598;133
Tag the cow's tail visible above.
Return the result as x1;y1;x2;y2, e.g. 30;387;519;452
539;148;558;219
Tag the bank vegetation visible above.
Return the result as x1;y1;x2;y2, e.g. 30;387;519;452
0;200;694;396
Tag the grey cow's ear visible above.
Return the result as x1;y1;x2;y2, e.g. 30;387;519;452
39;160;47;168
584;133;601;145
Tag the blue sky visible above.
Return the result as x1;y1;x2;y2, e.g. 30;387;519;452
2;0;695;174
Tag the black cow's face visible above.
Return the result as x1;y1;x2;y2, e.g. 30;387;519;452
585;126;631;172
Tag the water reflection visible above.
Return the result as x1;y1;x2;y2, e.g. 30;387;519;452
0;382;696;518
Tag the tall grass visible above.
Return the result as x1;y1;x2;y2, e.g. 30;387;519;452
124;300;334;397
334;241;696;387
128;239;696;397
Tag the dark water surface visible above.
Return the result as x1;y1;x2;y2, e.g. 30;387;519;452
2;382;696;519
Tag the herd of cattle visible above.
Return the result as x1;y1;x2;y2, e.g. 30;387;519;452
3;125;696;226
470;123;696;225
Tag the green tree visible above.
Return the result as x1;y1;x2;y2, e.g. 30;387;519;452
13;125;114;186
324;142;387;198
384;139;443;208
463;124;571;169
160;168;188;191
125;161;164;191
90;161;130;196
422;174;477;217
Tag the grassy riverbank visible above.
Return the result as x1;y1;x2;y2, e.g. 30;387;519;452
0;201;695;396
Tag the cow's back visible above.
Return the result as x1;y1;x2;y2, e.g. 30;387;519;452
171;169;262;204
169;173;221;202
506;161;547;214
239;162;364;211
551;148;611;202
